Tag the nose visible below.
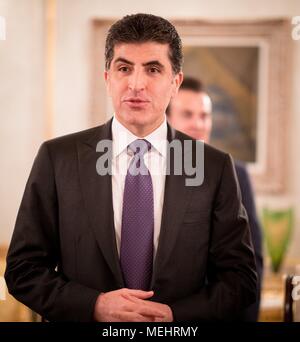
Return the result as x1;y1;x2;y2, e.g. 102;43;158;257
128;69;146;92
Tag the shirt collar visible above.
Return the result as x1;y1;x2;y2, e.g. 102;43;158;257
111;115;168;159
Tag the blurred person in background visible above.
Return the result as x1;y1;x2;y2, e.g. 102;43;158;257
167;76;263;321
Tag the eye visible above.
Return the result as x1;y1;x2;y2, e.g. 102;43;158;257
183;112;192;119
118;66;130;72
148;67;160;74
201;113;209;120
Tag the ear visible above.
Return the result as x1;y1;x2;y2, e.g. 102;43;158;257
171;72;184;99
104;70;112;97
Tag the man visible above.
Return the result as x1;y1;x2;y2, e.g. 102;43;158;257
5;14;257;322
167;77;263;321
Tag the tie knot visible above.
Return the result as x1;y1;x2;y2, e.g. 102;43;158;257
128;139;151;157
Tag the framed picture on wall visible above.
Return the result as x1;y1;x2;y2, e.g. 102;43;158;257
183;45;259;164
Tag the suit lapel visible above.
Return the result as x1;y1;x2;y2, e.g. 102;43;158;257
151;125;194;288
77;118;124;287
76;119;194;290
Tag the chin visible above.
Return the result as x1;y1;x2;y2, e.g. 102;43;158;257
184;132;200;140
126;117;152;131
130;111;154;123
130;115;149;125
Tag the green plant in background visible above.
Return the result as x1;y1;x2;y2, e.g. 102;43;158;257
262;208;293;273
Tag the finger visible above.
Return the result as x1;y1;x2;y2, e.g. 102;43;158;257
131;313;155;322
123;289;154;299
138;305;166;318
154;316;166;322
114;310;156;322
118;300;156;316
123;293;150;305
122;293;144;304
122;295;166;318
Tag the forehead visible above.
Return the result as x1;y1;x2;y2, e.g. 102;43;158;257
175;90;212;112
112;42;171;65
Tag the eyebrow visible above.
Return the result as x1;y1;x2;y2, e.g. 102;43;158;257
143;60;165;69
183;110;193;115
113;57;165;69
114;57;134;66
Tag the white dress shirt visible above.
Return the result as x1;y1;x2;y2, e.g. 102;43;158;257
111;115;167;260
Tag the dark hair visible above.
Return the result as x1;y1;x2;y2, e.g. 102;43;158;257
179;77;204;92
105;13;183;74
166;76;204;115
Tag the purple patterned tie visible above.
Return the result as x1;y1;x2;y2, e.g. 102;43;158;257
120;139;154;290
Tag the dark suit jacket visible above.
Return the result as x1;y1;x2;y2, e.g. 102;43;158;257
5;119;257;321
234;162;263;322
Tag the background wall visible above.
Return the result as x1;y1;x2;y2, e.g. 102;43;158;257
0;0;45;245
0;0;300;259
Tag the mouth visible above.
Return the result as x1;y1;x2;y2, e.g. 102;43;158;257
124;98;150;103
123;98;150;108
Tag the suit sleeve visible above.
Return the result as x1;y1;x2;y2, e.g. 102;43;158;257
235;164;263;321
5;142;99;321
169;154;258;321
236;164;263;281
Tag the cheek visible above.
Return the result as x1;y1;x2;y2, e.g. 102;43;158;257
206;120;212;131
111;80;125;95
155;82;173;99
182;118;193;130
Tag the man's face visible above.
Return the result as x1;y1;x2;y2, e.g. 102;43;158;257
105;42;183;136
168;89;212;143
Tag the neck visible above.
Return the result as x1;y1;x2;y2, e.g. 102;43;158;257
116;116;165;138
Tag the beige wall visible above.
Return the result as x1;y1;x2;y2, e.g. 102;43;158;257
1;0;300;259
0;0;45;244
